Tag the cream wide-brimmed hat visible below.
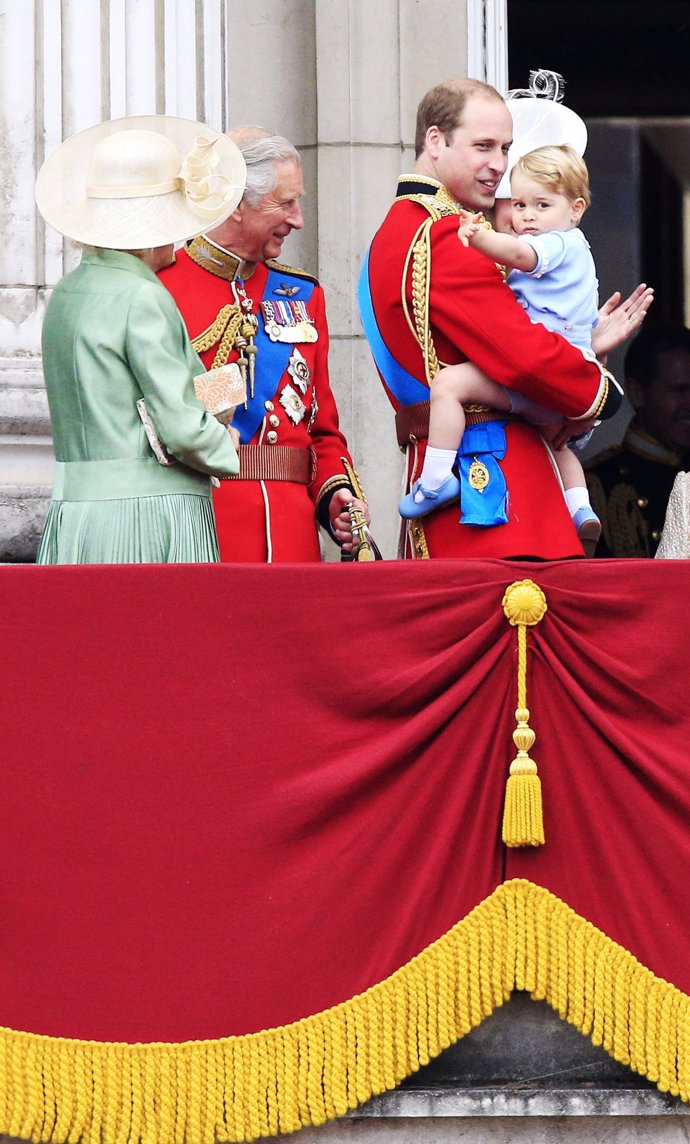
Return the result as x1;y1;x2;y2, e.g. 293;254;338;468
496;80;588;199
35;115;247;248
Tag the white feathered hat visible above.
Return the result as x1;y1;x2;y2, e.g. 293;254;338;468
497;70;588;199
35;115;247;248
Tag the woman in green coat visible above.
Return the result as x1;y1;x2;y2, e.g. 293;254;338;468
34;115;246;563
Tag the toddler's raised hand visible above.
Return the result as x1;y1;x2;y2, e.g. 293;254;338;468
458;212;485;247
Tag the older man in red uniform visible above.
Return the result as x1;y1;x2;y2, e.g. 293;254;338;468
160;128;368;562
360;79;631;560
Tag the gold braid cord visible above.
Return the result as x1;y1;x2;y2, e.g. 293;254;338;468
398;193;502;385
397;192;462;560
410;220;439;385
402;221;438;560
501;580;548;847
191;305;244;369
2;878;689;1143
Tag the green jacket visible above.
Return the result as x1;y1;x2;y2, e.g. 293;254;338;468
43;248;239;500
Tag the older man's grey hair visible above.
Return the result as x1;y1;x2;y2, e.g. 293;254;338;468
228;127;301;208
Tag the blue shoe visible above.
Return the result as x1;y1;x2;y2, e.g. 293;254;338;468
572;506;601;557
399;473;461;519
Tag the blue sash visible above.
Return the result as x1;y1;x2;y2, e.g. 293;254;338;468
357;246;429;406
358;245;508;527
232;268;315;444
456;422;509;526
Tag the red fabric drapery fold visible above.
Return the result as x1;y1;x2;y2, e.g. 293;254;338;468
0;559;688;1046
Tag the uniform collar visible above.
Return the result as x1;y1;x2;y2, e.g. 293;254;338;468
186;235;257;282
624;417;685;467
396;174;446;198
395;175;463;215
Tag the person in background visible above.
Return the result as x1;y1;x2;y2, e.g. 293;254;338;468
159;127;371;562
34;115;246;564
586;325;690;557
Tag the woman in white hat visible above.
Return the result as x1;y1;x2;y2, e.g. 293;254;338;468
34;115;246;563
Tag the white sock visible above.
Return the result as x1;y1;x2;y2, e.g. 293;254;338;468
416;446;456;501
564;486;591;516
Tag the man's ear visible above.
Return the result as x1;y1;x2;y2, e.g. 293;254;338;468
425;125;443;160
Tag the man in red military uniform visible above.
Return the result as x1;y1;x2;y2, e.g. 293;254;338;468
160;128;369;562
360;78;627;560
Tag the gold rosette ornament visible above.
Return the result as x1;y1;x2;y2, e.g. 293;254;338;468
501;580;548;847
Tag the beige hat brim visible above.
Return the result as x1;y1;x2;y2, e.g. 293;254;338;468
496;99;588;199
35;115;247;248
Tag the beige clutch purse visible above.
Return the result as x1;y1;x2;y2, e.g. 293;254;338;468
193;364;247;425
136;399;177;466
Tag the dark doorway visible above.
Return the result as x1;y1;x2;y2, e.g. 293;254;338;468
508;0;690;118
507;0;690;447
507;0;688;325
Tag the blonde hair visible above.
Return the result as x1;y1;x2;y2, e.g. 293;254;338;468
513;144;591;208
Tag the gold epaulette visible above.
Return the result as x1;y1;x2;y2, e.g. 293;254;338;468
398;188;462;221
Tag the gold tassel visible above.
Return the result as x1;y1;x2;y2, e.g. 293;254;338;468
501;581;548;847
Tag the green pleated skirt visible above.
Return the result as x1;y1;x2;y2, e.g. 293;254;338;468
36;493;221;564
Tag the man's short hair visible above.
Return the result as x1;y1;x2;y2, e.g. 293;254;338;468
624;325;690;386
228;127;301;207
414;79;503;158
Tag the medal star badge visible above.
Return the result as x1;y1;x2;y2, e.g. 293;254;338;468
287;347;311;394
279;383;306;425
468;457;490;491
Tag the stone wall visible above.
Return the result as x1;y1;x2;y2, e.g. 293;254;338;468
0;0;501;560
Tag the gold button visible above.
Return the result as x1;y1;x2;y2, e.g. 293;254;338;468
269;414;280;427
652;529;661;541
265;400;275;412
266;430;278;444
637;497;648;509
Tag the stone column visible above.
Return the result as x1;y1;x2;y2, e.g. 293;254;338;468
0;0;228;559
0;0;53;557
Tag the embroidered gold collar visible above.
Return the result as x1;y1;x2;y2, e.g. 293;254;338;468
186;236;256;283
395;175;462;218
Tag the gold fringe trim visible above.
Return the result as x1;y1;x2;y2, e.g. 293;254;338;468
502;580;548;847
1;878;688;1143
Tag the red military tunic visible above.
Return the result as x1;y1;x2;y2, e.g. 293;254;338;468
159;239;355;562
364;177;613;559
